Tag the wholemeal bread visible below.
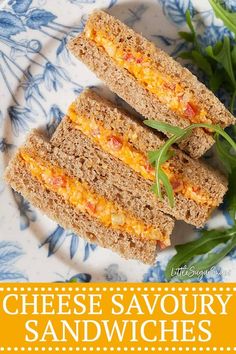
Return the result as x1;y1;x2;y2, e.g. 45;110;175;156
51;89;228;227
68;10;234;158
4;131;174;264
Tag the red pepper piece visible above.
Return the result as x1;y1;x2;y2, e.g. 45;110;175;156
192;186;201;193
124;53;134;61
144;161;154;173
163;82;176;90
87;202;96;213
185;102;198;118
178;93;184;102
51;175;67;188
107;135;123;151
136;57;143;63
170;178;183;193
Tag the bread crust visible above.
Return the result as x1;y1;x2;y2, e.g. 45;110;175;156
51;89;228;227
68;10;234;158
26;130;174;238
4;131;175;264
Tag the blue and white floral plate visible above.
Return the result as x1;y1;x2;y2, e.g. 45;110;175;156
0;0;236;283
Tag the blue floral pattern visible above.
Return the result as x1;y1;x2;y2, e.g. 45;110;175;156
13;190;37;230
0;0;84;140
55;272;92;283
0;241;27;282
124;5;148;27
0;138;14;153
0;0;235;282
41;225;97;261
46;104;65;136
104;264;127;282
158;0;194;25
143;262;167;283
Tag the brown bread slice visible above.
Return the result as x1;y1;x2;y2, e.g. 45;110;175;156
51;89;228;227
68;10;234;158
4;131;174;264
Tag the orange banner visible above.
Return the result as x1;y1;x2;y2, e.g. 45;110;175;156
0;283;236;352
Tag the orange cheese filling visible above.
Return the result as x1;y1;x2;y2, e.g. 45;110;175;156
68;104;216;208
85;27;210;124
20;150;168;244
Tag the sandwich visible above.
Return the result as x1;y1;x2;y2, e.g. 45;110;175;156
51;89;228;227
4;131;174;264
67;10;234;159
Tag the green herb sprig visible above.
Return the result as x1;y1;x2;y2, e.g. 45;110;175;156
179;8;236;112
143;120;236;280
177;2;236;225
145;0;236;281
216;129;236;223
144;120;236;208
165;226;236;281
209;0;236;36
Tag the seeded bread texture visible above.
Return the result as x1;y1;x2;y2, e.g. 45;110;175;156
51;89;228;227
4;131;173;264
68;10;235;158
24;130;174;242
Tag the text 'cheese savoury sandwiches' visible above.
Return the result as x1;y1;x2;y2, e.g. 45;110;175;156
4;132;174;265
51;89;227;228
68;10;234;159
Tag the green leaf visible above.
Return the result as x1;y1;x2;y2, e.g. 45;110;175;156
151;171;175;207
159;169;175;208
185;9;200;51
178;51;194;60
226;168;236;224
186;9;195;35
144;120;184;136
178;236;236;281
165;227;236;281
209;70;224;92
151;183;158;194
185;123;236;152
178;4;236;110
215;133;236;173
178;31;194;42
154;161;162;200
175;129;193;144
206;37;236;88
153;133;181;207
231;46;236;66
209;0;236;36
212;40;223;54
191;50;213;75
146;121;236;209
147;149;175;165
